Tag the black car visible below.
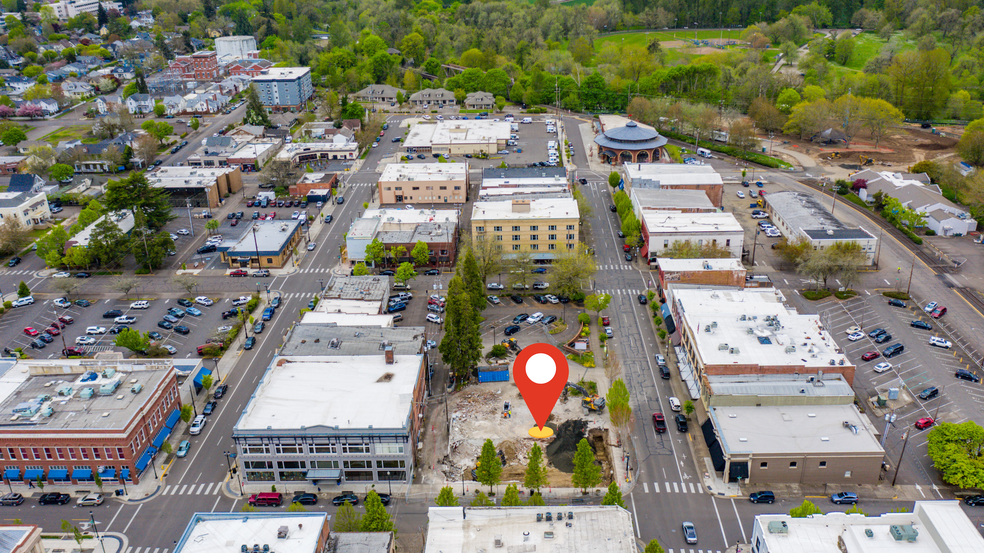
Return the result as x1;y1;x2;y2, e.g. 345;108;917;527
214;384;229;399
883;343;904;358
197;244;217;254
625;252;633;261
38;492;71;505
965;495;984;506
75;272;90;278
749;491;775;504
332;492;359;506
510;295;523;304
102;310;123;319
532;295;547;304
336;196;344;204
557;295;570;303
955;369;981;383
292;493;318;505
157;320;174;330
638;294;648;305
504;325;521;336
108;325;129;334
148;331;163;340
910;320;933;330
244;336;256;350
38;333;54;343
888;298;907;308
609;204;617;212
918;386;940;400
675;414;688;432
177;298;193;307
874;333;892;344
221;308;241;320
424;269;440;275
324;214;333;224
542;315;557;325
868;328;887;338
30;338;46;349
578;178;588;184
379;270;396;276
376;493;391;506
513;314;529;324
174;325;190;335
7;256;20;267
203;401;217;415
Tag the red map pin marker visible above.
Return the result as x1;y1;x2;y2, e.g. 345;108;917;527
513;343;569;438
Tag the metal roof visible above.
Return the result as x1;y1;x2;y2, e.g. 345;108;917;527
594;121;668;150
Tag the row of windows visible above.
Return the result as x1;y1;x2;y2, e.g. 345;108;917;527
243;459;406;470
504;244;575;251
242;443;405;456
478;225;574;232
383;186;461;191
1;446;127;462
495;234;575;242
661;239;731;248
760;461;838;470
245;469;408;482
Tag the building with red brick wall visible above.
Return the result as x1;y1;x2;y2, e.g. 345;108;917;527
289;172;338;197
655;258;747;293
0;156;25;175
169;51;219;81
227;59;272;77
0;354;184;487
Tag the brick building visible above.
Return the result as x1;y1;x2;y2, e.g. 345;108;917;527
226;59;272;77
290;172;338;197
169;51;219;81
0;354;182;487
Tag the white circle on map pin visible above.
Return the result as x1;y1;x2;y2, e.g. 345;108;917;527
525;353;556;384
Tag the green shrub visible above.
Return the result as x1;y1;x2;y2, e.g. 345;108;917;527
924;229;936;236
803;289;832;300
882;291;910;300
3;301;11;310
834;290;858;300
657;329;667;340
577;313;591;324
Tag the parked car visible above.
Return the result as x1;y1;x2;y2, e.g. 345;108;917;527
888;298;907;308
203;401;217;415
38;493;71;505
332;492;359;506
830;492;858;505
176;440;191;458
674;414;688;432
955;369;980;383
77;493;104;506
931;306;947;319
504;325;521;336
0;493;24;506
873;362;893;373
244;336;256;350
910;320;933;330
918;386;940;400
189;415;206;435
930;336;952;349
293;493;319;505
749;491;775;504
915;417;935;430
861;351;880;361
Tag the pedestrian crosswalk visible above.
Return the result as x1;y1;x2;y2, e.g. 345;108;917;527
124;547;170;553
1;270;36;276
595;289;648;296
666;549;722;553
597;264;632;271
160;482;220;496
640;481;702;494
296;267;334;273
262;292;318;301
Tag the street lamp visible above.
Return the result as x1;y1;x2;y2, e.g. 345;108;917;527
89;511;107;553
251;225;260;270
318;279;325;292
386;470;392;496
212;357;221;383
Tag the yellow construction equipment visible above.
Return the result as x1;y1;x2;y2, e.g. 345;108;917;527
829;152;841;159
564;382;606;412
859;154;873;166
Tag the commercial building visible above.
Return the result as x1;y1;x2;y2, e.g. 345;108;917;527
624;163;725;207
0;190;51;228
641;212;744;261
225;58;272;78
0;353;182;486
0;155;24;175
218;219;304;269
354;85;403;104
214;36;258;61
0;524;42;553
750;501;984;552
377;162;468;204
464;91;495;110
65;209;134;249
594;117;668;164
148;166;243;209
232;325;427;485
402;120;510;156
854;169;978;236
276;137;358;165
764;191;877;264
252;68;314;113
655;257;747;291
291;172;338;197
185;136;240;167
631;188;717;216
174;513;330;553
225;142;280;172
408;88;455;107
168;51;219;81
479;167;570;201
471;198;580;260
50;0;122;20
346;208;459;267
424;506;636;553
313;276;391;315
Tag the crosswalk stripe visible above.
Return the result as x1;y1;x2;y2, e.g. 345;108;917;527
204;482;214;494
652;481;659;493
689;482;696;493
673;482;679;493
179;484;188;494
642;482;648;493
162;485;171;495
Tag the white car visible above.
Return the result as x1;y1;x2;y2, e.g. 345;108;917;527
527;312;544;324
545;295;559;304
307;242;316;251
189;415;206;435
924;301;937;313
130;301;150;309
668;396;681;411
217;325;233;333
86;326;107;335
873;362;893;373
426;313;443;324
929;336;952;349
422;114;431;120
161;344;177;355
765;229;781;238
54;298;72;308
736;191;745;198
195;296;214;306
845;326;861;335
231;296;250;306
487;295;500;304
487;283;504;290
176;229;190;235
114;316;137;324
847;332;865;341
76;493;104;506
11;296;34;307
170;233;179;240
75;336;95;345
292;211;300;219
52;271;71;278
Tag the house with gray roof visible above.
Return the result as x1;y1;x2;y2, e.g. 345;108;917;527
408;88;455;106
354;84;404;104
854;169;977;236
126;93;155;114
464;91;495;110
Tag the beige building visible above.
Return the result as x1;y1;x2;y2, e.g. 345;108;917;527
471;198;580;260
148;166;243;209
377;162;468;205
0;190;51;228
402;120;510;156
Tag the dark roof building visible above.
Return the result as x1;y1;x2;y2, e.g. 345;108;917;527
594;120;668;164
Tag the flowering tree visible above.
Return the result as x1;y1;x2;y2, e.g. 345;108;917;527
17;104;44;119
0;105;14;118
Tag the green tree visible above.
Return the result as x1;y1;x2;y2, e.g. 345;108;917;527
94;472;103;490
37;225;68;267
0;217;30;257
644;539;666;553
501;483;522;506
470;491;495;506
201;374;213;391
927;421;984;488
584;293;611;317
17;280;30;297
49;163;74;182
475;438;502;494
190;117;200;131
601;482;625;508
438;275;482;380
551;243;596;298
571;438;600;492
244;85;272;127
287;502;307;512
395;261;417;286
364;238;385;267
435;486;459;506
140;120;173;145
460;249;486;312
114;328;150;353
180;404;193;422
526;492;545;506
0;126;27;147
411;239;429;266
360;490;396;533
353;262;370;276
608;171;621;188
773;236;813;270
205;219;220;235
789;499;823;517
606;378;631;437
69;200;105;236
333;501;362;532
524;442;548;493
153;103;165;117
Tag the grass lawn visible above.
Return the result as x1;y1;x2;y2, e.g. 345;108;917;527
592;29;747;66
40;125;91;144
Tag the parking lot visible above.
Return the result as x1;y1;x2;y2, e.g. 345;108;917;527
0;293;256;359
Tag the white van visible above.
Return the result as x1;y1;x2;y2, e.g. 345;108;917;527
696;147;713;158
521;117;533;124
547;141;557;150
510;123;519;132
546;125;556;134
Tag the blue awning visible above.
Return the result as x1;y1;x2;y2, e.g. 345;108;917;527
23;469;43;481
120;468;130;480
98;467;115;479
152;426;171;448
193;367;212;387
164;408;181;429
72;468;92;480
4;468;20;480
135;448;155;472
49;469;68;480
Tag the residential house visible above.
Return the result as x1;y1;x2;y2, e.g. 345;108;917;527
408;88;456;107
2;174;45;193
23;98;60;116
354;84;404;104
62;80;95;99
182;92;228;114
76;56;104;70
218;76;250;97
464;91;495;110
226;125;265;142
0;190;51;227
161;95;185;115
0;156;25;175
4;76;34;95
854;169;978;236
68;133;144;173
226;58;272;78
95;94;122;115
126;94;155;115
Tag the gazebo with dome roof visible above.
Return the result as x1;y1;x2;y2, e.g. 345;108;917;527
594;120;668;164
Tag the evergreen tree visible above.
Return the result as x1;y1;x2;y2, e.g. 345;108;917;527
526;492;545;506
104;172;175;229
460;249;486;312
644;539;666;553
470;491;494;506
524;443;548;493
135;71;148;95
601;482;625;508
571;438;601;492
438;275;482;380
333;501;362;532
435;486;459;506
203;0;216;19
360;490;396;533
17;280;29;297
244;85;272;127
154;33;173;61
501;484;522;506
475;438;502;494
96;3;107;26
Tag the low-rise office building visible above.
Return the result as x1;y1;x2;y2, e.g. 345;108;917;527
624;163;725;207
377;162;468;204
346;208;459;267
0;354;182;486
232;325;427;485
471;198;580;260
354;85;403;104
225;142;280;172
218;219;304;269
408;88;455;107
641;212;744;261
65;209;135;249
148;166;243;209
291;172;338;197
764;191;878;264
0;190;51;228
174;513;331;553
631;188;717;216
479;167;570;201
655;257;746;291
403;120;510;156
313;276;391;315
276;137;358;165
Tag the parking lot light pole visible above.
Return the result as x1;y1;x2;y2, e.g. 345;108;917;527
212;357;221;383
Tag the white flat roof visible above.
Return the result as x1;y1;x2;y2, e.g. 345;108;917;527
425;506;636;553
711;404;882;455
642;212;743;233
253;67;310;81
625;163;720;177
237;356;421;431
362;208;460;226
404;120;510;148
149;166;238;188
656;258;745;272
230;142;277;159
379;162;467;182
299;312;395;327
70;210;135;248
176;513;326;553
472;198;579;221
753;501;984;553
671;287;850;368
482;176;570;189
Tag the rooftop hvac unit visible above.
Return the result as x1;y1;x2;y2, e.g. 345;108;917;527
729;347;740;355
131;383;143;394
718;343;729;351
41;406;54;417
57;385;73;396
79;387;94;399
102;368;116;379
739;314;747;321
746;328;755;334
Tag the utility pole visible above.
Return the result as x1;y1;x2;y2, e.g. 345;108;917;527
891;430;910;486
749;229;760;266
905;253;915;296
